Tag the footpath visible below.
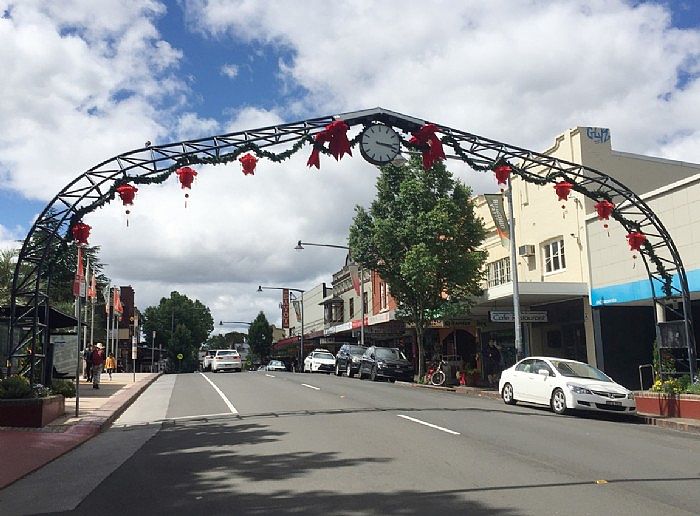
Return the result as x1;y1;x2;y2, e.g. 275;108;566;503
0;372;161;490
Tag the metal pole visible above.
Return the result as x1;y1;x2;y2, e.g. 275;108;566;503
74;289;81;418
105;287;111;357
151;330;156;373
360;265;365;347
89;296;95;348
505;176;524;360
300;292;305;367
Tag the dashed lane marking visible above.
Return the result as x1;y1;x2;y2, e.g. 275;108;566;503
265;374;276;378
301;383;321;391
197;372;239;414
397;414;460;435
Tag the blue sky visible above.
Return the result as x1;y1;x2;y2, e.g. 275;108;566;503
1;0;700;325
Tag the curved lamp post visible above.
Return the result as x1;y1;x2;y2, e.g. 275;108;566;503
295;240;365;347
257;285;305;367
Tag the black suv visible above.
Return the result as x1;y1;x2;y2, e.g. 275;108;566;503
358;346;414;382
334;344;367;377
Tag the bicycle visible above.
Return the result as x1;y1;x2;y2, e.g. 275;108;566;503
425;358;448;386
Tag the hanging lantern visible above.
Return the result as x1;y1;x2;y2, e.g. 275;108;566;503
627;231;647;265
554;181;574;209
594;200;615;235
493;165;511;188
116;183;138;226
175;166;198;207
239;153;258;176
71;221;91;245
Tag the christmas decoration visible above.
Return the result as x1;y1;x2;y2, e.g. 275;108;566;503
116;183;138;226
408;123;445;170
307;120;352;169
176;166;197;207
71;221;91;245
554;181;574;208
627;231;647;266
595;200;615;234
493;164;511;187
239;153;258;175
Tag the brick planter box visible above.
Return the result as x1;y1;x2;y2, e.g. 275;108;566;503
0;395;65;428
634;392;700;419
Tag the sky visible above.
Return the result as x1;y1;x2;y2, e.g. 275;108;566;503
1;0;700;332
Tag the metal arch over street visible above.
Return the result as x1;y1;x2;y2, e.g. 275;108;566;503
7;107;697;382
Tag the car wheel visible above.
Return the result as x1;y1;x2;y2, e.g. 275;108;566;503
502;383;516;405
370;367;378;382
358;368;365;380
389;379;396;383
335;363;342;376
346;364;353;378
551;388;568;415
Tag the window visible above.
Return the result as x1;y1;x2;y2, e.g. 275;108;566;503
487;257;511;287
379;281;388;310
349;298;355;319
515;359;536;373
543;238;566;274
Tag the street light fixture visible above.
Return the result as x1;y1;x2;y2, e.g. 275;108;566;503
295;240;365;348
257;285;305;368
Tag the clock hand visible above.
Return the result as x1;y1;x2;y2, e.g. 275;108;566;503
376;142;399;150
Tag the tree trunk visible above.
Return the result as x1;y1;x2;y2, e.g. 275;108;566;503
416;324;425;380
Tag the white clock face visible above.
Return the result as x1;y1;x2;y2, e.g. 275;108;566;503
360;124;401;166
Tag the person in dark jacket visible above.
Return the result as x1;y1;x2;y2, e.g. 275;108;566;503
83;344;93;382
91;343;105;389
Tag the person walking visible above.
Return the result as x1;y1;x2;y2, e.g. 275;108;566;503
83;343;93;382
105;352;116;380
91;343;105;389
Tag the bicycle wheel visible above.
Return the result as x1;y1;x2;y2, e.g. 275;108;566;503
430;370;446;386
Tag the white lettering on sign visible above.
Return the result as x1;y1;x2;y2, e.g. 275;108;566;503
489;311;548;323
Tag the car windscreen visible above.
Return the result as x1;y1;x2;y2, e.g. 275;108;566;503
217;351;238;357
376;348;406;360
551;360;611;382
348;346;367;355
270;361;283;366
314;353;335;360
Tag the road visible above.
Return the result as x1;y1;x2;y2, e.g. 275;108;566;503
4;371;700;515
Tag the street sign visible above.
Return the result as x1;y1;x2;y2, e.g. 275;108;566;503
131;336;138;360
489;310;548;323
177;353;184;360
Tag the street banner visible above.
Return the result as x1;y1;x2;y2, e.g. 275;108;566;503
72;246;85;297
87;272;97;301
484;193;510;248
113;288;123;317
292;298;302;322
281;289;289;328
349;264;361;296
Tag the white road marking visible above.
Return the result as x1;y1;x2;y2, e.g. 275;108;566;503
265;374;276;378
197;372;239;414
397;414;460;435
166;412;233;421
301;383;321;390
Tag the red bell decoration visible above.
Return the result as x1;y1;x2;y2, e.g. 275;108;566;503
307;119;352;169
554;181;574;209
408;123;445;170
239;153;258;176
594;200;615;235
71;221;91;245
175;166;198;207
493;164;511;188
116;183;138;226
626;231;647;266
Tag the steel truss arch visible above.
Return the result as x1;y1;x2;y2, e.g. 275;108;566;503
8;107;696;383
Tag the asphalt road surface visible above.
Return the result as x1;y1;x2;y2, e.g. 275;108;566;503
4;371;700;515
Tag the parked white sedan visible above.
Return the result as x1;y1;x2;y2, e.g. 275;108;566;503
499;357;636;415
303;350;336;373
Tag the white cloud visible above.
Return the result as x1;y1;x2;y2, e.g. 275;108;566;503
220;63;239;79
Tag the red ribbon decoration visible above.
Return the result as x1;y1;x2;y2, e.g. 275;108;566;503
71;222;91;245
493;165;511;186
116;184;138;205
408;123;445;170
307;120;352;169
239;153;258;175
176;166;197;189
626;231;647;252
554;181;574;202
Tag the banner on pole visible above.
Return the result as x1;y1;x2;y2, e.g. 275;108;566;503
72;246;85;297
281;289;290;328
292;298;302;321
348;264;361;296
484;194;510;248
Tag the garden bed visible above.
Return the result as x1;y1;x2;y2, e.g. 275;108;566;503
0;395;65;428
634;392;700;419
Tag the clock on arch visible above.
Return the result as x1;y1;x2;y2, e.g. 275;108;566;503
359;124;401;166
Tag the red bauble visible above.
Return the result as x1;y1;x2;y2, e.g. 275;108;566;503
595;200;614;221
71;222;91;245
239;153;258;175
176;166;197;189
493;165;511;186
626;231;647;252
116;184;138;205
554;181;574;202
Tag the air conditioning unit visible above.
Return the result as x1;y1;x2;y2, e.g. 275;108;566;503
518;245;535;257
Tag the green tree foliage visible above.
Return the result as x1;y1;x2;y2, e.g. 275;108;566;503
204;331;246;350
0;247;19;305
141;291;213;372
248;311;272;363
349;156;487;377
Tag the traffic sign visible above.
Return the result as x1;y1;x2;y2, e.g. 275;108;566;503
177;353;183;360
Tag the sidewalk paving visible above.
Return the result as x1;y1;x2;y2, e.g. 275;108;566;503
0;372;161;490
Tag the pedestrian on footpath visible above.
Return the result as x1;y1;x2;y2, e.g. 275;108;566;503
91;343;105;389
83;343;93;382
105;352;116;380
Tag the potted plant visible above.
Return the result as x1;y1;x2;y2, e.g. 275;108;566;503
0;376;74;428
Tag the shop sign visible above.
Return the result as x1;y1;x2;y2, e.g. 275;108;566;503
489;310;548;323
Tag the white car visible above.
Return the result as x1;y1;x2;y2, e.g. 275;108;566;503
266;360;287;371
210;349;242;372
303;350;336;374
498;357;636;415
202;350;216;371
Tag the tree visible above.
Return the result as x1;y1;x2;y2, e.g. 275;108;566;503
248;311;272;363
349;155;487;378
203;331;246;350
141;291;213;372
0;247;18;305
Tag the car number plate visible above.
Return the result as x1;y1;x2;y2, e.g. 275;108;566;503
605;400;622;406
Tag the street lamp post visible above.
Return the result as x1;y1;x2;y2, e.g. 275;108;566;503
295;240;365;348
257;286;305;369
